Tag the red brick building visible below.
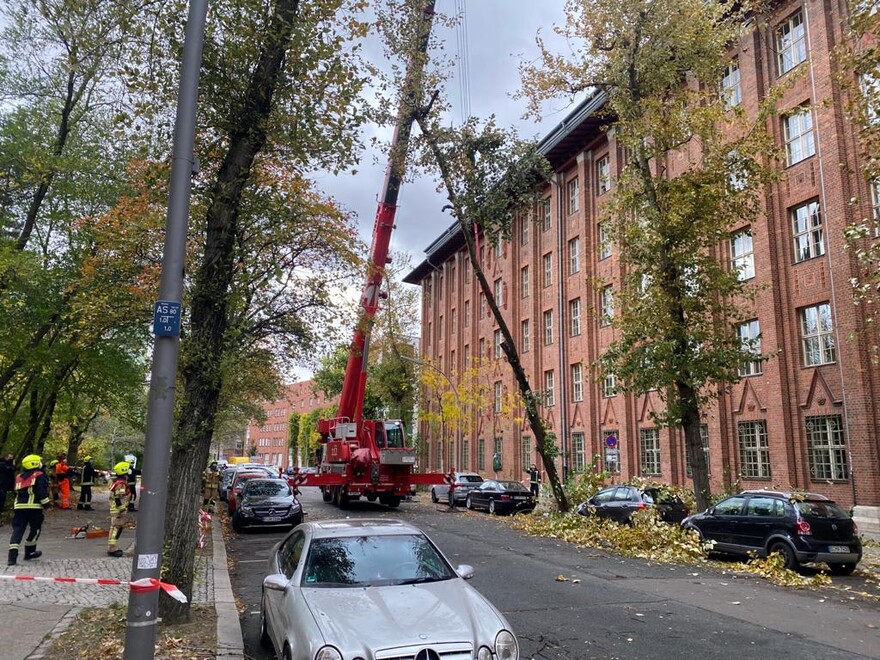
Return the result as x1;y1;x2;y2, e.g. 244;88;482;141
244;380;338;469
404;0;880;531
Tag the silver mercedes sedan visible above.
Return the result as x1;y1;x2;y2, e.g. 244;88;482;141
259;518;519;660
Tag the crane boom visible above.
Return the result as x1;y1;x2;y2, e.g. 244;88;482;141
336;1;436;425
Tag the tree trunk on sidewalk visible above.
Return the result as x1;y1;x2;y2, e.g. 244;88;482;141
160;0;300;622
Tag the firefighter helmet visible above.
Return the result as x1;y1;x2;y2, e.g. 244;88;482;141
21;454;42;470
113;461;131;476
83;456;92;462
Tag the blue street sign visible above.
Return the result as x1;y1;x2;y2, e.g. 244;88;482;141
605;435;618;449
153;300;182;337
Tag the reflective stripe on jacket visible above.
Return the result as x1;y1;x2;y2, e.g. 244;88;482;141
14;469;51;509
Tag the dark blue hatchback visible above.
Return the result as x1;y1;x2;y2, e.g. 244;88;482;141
683;489;862;574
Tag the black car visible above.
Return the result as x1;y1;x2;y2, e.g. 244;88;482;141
576;485;690;525
682;489;862;574
232;478;303;532
465;479;535;515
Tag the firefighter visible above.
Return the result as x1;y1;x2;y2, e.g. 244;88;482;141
126;463;141;512
77;456;97;510
108;461;131;558
7;454;51;566
47;459;59;506
55;453;71;509
528;463;541;498
201;461;219;513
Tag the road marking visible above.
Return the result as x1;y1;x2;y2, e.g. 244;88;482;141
236;559;265;564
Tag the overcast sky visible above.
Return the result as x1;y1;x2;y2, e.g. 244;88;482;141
311;1;571;266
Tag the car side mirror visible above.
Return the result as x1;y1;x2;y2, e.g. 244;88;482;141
263;574;290;592
456;564;475;580
707;506;715;515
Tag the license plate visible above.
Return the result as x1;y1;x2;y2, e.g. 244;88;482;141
262;516;283;522
829;545;850;553
513;496;528;500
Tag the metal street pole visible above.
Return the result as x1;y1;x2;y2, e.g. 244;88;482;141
402;356;463;476
123;1;208;657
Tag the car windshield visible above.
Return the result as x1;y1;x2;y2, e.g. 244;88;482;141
796;500;849;519
302;534;457;588
243;481;289;497
460;475;483;483
499;481;529;492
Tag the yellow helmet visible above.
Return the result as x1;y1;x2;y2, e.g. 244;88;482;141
49;459;58;467
114;461;131;476
22;454;42;470
83;456;92;462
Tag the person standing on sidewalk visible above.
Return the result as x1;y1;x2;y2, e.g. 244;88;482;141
55;454;71;509
0;453;15;516
201;461;219;513
7;454;51;566
47;460;59;506
77;456;96;511
108;461;131;558
126;463;141;512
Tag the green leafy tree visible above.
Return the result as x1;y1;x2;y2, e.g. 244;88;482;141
520;0;780;511
840;0;880;363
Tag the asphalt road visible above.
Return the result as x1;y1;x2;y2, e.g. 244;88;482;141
226;488;880;660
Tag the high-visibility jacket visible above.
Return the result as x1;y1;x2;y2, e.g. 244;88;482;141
81;461;97;486
14;469;51;510
55;459;70;482
110;477;131;514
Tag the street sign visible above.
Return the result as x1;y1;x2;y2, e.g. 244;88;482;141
605;435;618;449
153;300;182;337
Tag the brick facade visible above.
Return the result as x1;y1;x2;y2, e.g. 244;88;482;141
404;0;880;508
244;381;338;469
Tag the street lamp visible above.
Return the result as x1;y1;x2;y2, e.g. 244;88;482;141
401;355;463;476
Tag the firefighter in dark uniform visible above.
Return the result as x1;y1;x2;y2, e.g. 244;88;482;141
528;464;541;498
77;456;97;510
7;454;51;566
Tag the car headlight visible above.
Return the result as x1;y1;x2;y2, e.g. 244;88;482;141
315;646;343;660
495;630;518;660
239;505;254;516
477;647;493;660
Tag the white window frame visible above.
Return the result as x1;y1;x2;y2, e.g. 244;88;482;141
806;415;848;481
569;298;581;337
521;319;531;353
738;420;771;478
600;286;614;326
597;155;611;195
872;179;880;224
722;60;742;108
792;200;824;262
603;373;617;398
731;229;755;280
571;432;586;473
567;177;580;214
521;436;532;470
493;329;503;359
571;362;584;402
598;222;612;260
520;266;530;298
542;253;553;288
777;11;807;75
800;302;836;366
568;237;581;275
738;319;763;377
494;277;504;307
544;370;555;407
543;309;554;345
520;214;530;245
639;428;661;476
784;108;815;166
494;381;503;413
541;198;552;232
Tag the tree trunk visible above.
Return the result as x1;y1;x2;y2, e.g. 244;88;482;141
160;0;300;622
679;382;710;512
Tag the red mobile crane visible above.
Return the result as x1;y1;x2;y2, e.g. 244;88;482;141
292;1;448;508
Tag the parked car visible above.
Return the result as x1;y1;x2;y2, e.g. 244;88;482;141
465;479;535;515
576;485;689;525
259;518;520;660
682;489;862;574
431;471;484;504
220;464;271;502
232;479;303;533
228;470;278;515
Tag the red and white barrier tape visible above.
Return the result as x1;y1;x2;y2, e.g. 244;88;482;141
0;574;188;603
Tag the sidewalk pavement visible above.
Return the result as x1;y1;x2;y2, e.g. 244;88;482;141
0;489;244;660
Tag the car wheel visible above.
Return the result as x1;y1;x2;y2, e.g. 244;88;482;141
292;513;303;527
828;562;857;576
259;602;272;648
489;499;496;515
282;644;293;660
769;541;799;571
465;495;473;510
338;491;350;509
431;489;438;503
321;488;332;502
386;496;401;508
232;516;244;533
